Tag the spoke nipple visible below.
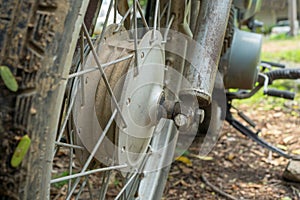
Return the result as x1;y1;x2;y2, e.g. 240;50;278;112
174;114;188;127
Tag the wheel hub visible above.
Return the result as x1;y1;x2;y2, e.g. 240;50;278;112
113;30;165;167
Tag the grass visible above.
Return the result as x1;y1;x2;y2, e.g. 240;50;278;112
52;171;69;188
261;33;300;63
233;79;300;110
262;49;300;63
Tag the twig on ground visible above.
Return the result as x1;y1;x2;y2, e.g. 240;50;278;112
201;173;238;200
291;186;300;199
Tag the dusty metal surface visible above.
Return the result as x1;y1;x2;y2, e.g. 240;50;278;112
183;0;233;106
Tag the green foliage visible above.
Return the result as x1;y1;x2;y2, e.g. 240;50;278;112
269;33;300;41
233;79;300;112
0;65;18;92
128;0;147;8
262;49;300;63
52;171;69;188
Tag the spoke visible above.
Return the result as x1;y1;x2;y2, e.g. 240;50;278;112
114;0;118;24
68;130;74;195
164;14;175;42
65;109;118;199
97;170;112;199
166;0;172;27
153;0;160;31
160;2;169;19
86;178;94;200
80;28;86;106
114;171;138;200
115;5;133;33
55;142;84;150
133;0;139;76
82;24;127;128
68;54;133;79
152;0;160;40
51;164;127;184
95;0;114;52
75;176;88;200
54;78;79;156
136;0;149;31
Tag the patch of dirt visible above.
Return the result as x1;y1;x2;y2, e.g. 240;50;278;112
51;103;300;200
164;103;300;200
262;39;300;53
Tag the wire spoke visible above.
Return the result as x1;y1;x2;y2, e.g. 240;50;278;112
164;14;175;41
133;0;139;76
54;78;79;156
82;23;127;128
86;178;94;200
115;5;133;32
160;2;169;19
95;0;114;52
166;0;172;27
65;109;118;199
80;28;86;106
55;141;84;150
75;177;88;200
51;164;127;184
114;171;138;200
153;0;160;31
68;54;133;79
68;130;74;195
136;0;149;31
97;170;113;199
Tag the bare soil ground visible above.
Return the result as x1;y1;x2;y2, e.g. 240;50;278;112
165;103;300;200
163;38;300;200
262;39;300;53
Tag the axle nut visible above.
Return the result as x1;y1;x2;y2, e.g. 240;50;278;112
174;114;188;127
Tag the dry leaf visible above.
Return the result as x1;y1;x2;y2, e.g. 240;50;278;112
227;153;235;161
283;135;296;145
190;153;214;161
292;149;300;155
276;144;288;151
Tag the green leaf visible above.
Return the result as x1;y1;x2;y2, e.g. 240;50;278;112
175;156;192;166
0;66;18;92
11;135;31;168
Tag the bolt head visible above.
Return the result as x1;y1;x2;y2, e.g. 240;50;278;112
174;114;188;127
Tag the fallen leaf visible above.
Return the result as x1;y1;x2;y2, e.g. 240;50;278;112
280;197;292;200
175;156;192;166
190;154;214;161
227;153;235;161
283;135;296;145
276;144;288;151
292;149;300;155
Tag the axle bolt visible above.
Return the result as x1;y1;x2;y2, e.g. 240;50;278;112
174;114;188;127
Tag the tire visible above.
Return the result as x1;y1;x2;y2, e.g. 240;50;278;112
0;1;90;199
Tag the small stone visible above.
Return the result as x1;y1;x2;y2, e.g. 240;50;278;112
30;107;37;115
282;160;300;182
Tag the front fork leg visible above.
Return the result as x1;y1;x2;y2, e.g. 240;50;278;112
182;0;233;106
